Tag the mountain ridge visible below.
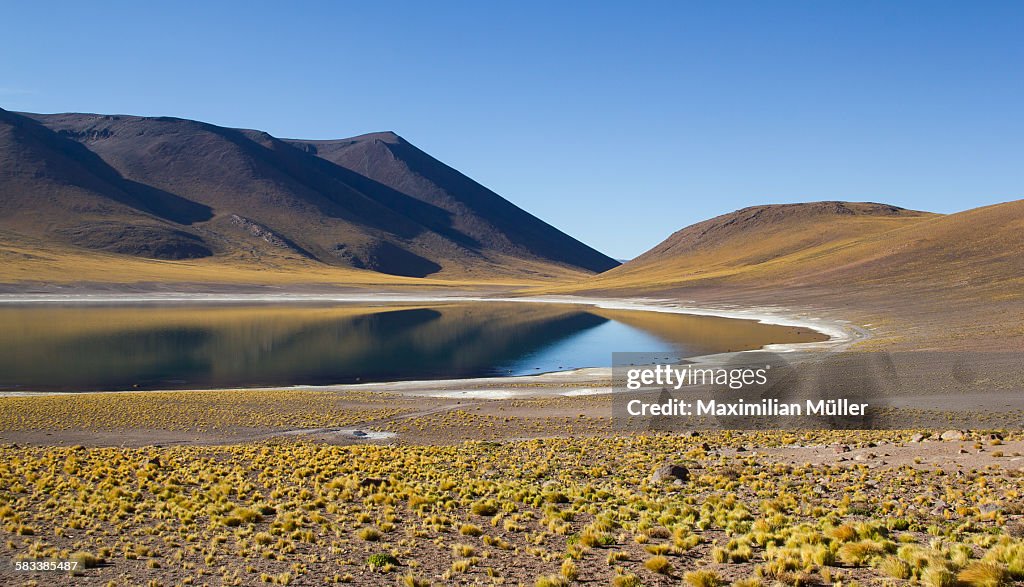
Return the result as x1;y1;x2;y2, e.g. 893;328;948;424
1;108;618;280
550;199;1024;299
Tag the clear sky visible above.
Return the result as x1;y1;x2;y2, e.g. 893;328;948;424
3;1;1022;259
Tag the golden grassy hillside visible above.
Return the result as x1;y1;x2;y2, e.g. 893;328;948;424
0;231;593;287
543;200;1024;299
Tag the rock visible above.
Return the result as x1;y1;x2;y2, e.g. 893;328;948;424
351;430;368;437
834;445;851;454
958;449;969;454
652;464;690;483
735;446;747;453
910;433;927;443
700;442;712;451
941;430;966;441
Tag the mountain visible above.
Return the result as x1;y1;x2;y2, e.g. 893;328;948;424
556;200;1024;299
0;108;617;281
0;109;214;260
548;199;1024;350
598;201;933;288
285;132;616;274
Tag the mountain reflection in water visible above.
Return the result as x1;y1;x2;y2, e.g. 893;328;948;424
0;302;825;391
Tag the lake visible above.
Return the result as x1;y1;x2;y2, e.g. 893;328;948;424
0;302;826;391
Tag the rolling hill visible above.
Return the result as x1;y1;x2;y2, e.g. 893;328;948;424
540;200;1024;344
540;199;1024;348
556;200;1021;294
0;108;617;283
586;201;937;290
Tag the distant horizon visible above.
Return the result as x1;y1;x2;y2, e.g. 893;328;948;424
4;2;1022;258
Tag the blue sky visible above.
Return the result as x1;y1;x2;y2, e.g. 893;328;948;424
3;1;1022;258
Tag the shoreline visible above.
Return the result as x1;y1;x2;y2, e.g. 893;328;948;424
0;293;864;398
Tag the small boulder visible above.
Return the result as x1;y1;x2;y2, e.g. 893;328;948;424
940;430;966;441
910;433;927;443
651;464;690;483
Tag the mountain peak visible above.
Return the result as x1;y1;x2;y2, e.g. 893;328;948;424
2;110;617;278
289;131;407;147
623;200;933;269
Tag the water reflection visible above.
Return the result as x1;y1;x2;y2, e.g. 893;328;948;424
0;303;825;391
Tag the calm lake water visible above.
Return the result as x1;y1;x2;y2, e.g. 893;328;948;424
0;302;826;391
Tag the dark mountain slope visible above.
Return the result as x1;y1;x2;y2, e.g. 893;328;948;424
0;108;212;259
286;132;619;273
1;111;617;278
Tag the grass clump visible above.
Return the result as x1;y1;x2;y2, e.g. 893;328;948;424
957;562;1010;587
611;574;642;587
877;555;912;579
645;554;673;575
459;523;483;536
366;553;399;569
685;569;724;587
922;565;958;587
357;527;382;541
401;574;430;587
69;551;102;569
535;575;569;587
560;559;579;581
451;543;476;557
837;539;893;566
471;500;499;516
